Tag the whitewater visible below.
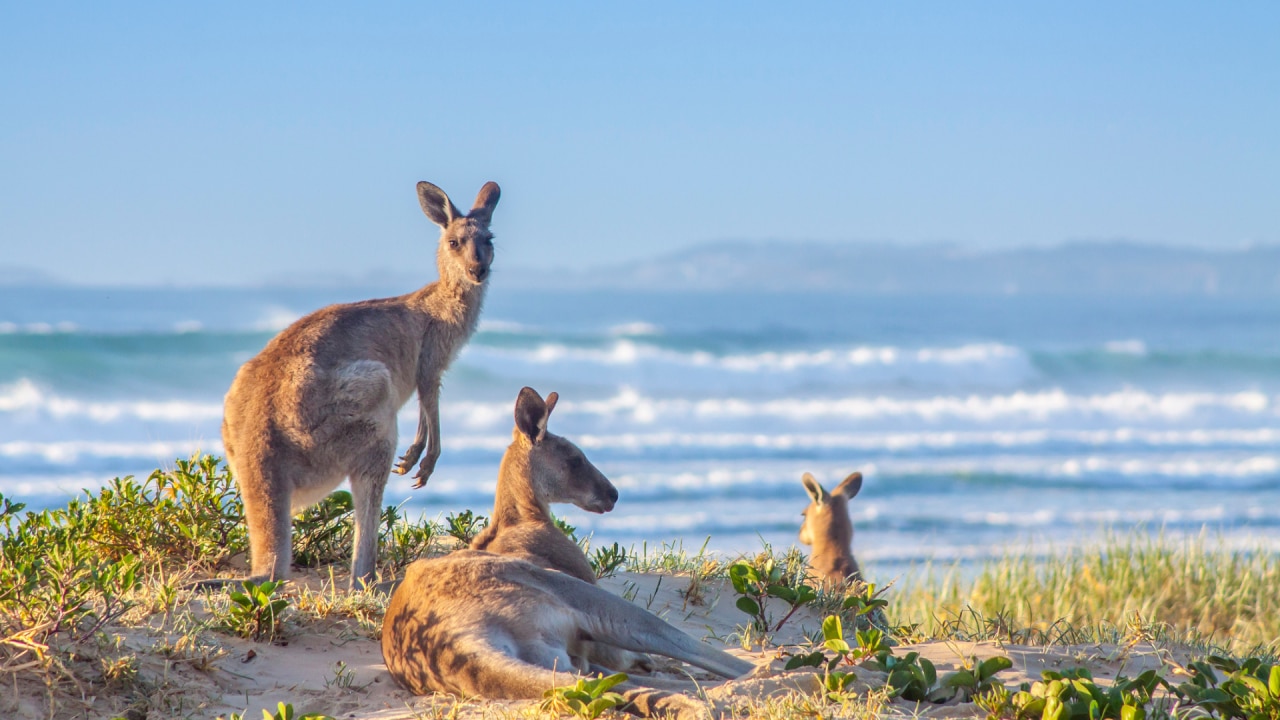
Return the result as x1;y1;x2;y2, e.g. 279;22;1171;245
2;285;1278;579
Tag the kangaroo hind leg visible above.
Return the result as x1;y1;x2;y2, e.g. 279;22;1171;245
554;579;755;679
348;440;393;589
238;461;292;582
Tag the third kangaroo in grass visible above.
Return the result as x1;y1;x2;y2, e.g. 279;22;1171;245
220;180;499;589
382;387;755;718
798;471;864;584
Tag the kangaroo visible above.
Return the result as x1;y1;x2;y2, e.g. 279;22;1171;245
469;386;650;673
220;180;499;589
470;387;608;584
382;388;756;718
798;471;863;584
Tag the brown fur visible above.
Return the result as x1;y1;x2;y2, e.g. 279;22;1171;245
798;471;863;584
382;388;754;718
220;181;500;588
470;388;607;584
382;553;751;718
469;387;649;672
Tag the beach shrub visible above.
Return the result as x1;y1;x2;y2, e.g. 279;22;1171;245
553;514;578;540
928;655;1014;704
1173;655;1280;720
728;556;817;634
218;703;336;720
590;542;628;579
788;613;1015;706
73;455;246;570
291;491;355;568
444;509;488;544
1010;667;1172;720
0;490;141;657
217;580;289;642
378;502;437;575
541;672;629;719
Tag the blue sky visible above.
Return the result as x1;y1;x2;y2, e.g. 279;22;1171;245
1;2;1277;285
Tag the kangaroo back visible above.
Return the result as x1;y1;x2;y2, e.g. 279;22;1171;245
798;471;863;584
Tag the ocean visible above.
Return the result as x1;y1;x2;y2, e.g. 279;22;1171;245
2;284;1278;581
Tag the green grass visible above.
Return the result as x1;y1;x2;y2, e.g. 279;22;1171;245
889;532;1280;656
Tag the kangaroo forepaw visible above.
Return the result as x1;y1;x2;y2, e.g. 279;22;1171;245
409;454;438;489
392;446;424;476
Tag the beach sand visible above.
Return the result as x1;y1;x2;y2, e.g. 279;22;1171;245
4;565;1189;720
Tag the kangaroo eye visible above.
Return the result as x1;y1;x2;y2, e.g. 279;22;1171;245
447;239;459;249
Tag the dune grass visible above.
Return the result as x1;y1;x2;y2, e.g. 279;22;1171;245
888;532;1280;657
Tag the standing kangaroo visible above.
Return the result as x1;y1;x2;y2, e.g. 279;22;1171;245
798;471;864;584
221;180;499;589
382;388;755;718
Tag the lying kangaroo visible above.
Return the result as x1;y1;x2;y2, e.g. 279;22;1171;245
470;386;650;673
220;181;499;588
383;389;755;717
798;471;864;584
470;387;607;584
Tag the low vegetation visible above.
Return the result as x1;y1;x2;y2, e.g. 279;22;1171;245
541;672;629;720
892;532;1280;655
2;453;1277;719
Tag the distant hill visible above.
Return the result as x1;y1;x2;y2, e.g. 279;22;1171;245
501;241;1280;295
0;265;61;287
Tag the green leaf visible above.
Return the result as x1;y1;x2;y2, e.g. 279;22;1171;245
785;651;825;670
824;638;851;655
886;667;913;694
1120;704;1143;720
769;585;797;603
1044;695;1065;720
1269;665;1280;698
1237;674;1269;697
591;672;628;695
920;656;937;688
979;656;1014;680
728;563;753;594
822;615;844;642
1198;688;1233;704
944;669;976;688
735;596;760;617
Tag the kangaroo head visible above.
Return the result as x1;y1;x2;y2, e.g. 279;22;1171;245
512;387;619;514
798;471;862;549
417;181;500;286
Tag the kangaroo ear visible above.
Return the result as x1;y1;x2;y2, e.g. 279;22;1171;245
535;391;558;443
514;386;546;443
417;181;462;228
468;181;501;226
834;471;863;499
801;472;828;506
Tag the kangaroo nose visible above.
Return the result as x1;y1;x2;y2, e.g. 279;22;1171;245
607;485;619;503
